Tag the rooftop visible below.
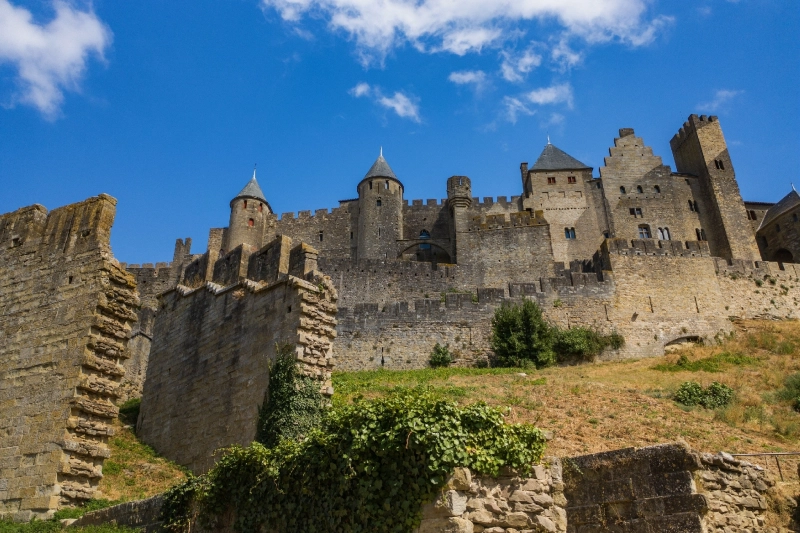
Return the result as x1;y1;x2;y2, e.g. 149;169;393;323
759;189;800;230
531;143;592;172
364;151;399;181
234;172;267;203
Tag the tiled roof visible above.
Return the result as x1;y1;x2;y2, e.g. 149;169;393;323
531;143;591;171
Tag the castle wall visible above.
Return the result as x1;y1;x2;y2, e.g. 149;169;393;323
269;203;358;261
136;237;337;474
0;196;138;520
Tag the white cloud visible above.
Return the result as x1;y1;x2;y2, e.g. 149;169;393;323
448;70;486;88
262;0;672;63
500;48;542;82
551;38;583;70
502;96;534;124
350;82;421;122
697;89;743;112
525;83;574;108
0;0;111;118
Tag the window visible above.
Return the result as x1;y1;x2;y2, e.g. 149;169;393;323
243;200;247;209
776;224;781;233
248;218;254;227
565;227;576;239
688;199;695;212
567;176;576;184
369;181;373;190
794;214;799;222
657;228;665;240
696;228;701;240
258;203;263;212
654;185;661;193
638;225;651;239
385;180;389;190
663;227;671;240
377;198;382;207
761;236;769;248
620;186;626;194
319;231;324;242
603;231;610;238
597;181;603;189
350;231;353;240
694;201;699;213
419;230;431;250
714;159;726;170
378;227;382;237
629;207;643;218
701;229;707;241
636;186;643;194
547;177;556;184
747;210;757;221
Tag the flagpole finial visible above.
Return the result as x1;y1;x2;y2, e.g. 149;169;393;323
547;135;551;145
253;164;257;180
793;182;796;192
380;146;383;157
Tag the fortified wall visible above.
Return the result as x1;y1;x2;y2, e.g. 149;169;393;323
136;236;337;474
0;196;139;520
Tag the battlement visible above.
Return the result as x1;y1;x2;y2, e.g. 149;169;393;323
406;198;447;207
276;203;353;222
179;234;320;291
467;210;547;231
602;238;711;258
670;114;720;148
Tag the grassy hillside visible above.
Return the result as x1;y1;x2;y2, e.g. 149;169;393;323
334;319;800;473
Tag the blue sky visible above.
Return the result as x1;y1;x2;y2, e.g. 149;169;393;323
1;0;798;263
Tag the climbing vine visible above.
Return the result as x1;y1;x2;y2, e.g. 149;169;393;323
161;388;546;533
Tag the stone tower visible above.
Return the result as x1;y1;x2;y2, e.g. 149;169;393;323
357;151;404;260
447;175;472;263
670;115;760;261
224;170;272;253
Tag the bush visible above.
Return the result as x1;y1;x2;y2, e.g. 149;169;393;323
255;344;326;448
674;381;734;409
161;389;547;533
490;300;555;368
429;343;454;368
490;300;624;368
777;373;800;412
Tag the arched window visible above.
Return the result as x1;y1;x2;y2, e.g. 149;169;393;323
657;228;665;240
636;186;643;193
688;200;695;212
638;225;651;239
663;227;671;240
620;186;626;194
248;218;254;227
319;231;324;242
654;185;661;193
565;227;576;239
377;198;382;207
243;200;247;210
385;180;389;190
419;230;431;250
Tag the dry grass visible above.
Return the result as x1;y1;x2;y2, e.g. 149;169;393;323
95;419;186;503
334;320;800;480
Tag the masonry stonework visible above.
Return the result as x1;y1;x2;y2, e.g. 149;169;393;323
0;196;138;520
136;236;337;473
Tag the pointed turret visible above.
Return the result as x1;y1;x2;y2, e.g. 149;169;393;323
363;151;399;181
231;169;269;207
531;143;591;171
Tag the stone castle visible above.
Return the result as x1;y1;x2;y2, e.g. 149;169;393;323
3;113;800;519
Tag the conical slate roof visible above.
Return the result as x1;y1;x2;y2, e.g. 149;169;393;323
234;172;267;202
364;153;398;180
531;143;591;171
759;189;800;230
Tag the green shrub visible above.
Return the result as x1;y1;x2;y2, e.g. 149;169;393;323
777;373;800;412
255;344;326;448
490;301;623;367
428;343;454;368
674;381;734;409
161;389;547;533
490;300;556;368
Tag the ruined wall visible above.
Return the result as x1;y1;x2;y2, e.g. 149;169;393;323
563;443;775;533
137;237;337;474
69;444;783;532
0;196;138;520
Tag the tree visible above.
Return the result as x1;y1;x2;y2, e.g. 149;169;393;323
490;300;556;368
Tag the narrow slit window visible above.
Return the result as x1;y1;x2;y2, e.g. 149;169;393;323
620;186;626;194
248;218;254;227
243;200;247;209
377;198;382;207
369;181;373;190
688;199;695;212
319;231;324;242
385;180;389;190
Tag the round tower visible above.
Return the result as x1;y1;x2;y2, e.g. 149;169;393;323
224;169;272;253
356;150;404;260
